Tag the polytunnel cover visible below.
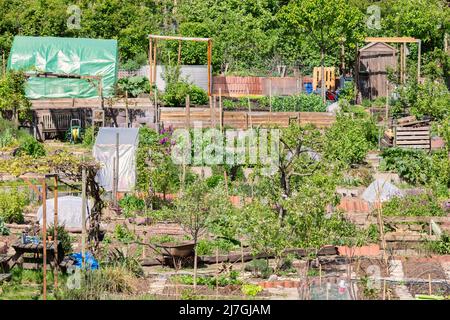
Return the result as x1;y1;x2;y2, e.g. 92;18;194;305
7;36;118;99
37;196;92;229
362;178;403;203
93;127;139;192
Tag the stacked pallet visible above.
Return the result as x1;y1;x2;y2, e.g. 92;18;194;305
393;116;431;150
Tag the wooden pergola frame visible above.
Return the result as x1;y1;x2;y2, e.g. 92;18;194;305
365;37;422;84
148;35;213;96
19;173;59;301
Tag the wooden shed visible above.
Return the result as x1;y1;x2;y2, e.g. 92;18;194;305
357;42;397;100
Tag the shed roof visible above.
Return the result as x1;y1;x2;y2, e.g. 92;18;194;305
94;128;139;146
359;42;397;53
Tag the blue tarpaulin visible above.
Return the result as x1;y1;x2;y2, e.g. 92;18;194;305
70;251;99;270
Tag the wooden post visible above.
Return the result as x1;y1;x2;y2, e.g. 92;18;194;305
219;88;223;131
81;168;87;269
115;132;119;205
207;40;212;96
224;170;228;196
247;89;252;129
428;274;432;295
53;175;58;292
153;40;157;86
240;242;244;272
185;95;190;129
417;40;421;83
319;264;322;287
41;178;47;300
149;39;153;85
215;248;219;299
125;90;129;128
112;157;117;207
269;79;272;113
177;40;182;65
154;88;159;133
210;95;215;127
321;48;326;103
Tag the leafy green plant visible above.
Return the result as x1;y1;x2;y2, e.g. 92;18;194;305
114;224;136;243
118;194;145;217
46;224;72;254
103;248;144;277
324;115;378;165
81;126;98;148
17;135;46;158
427;233;450;255
380;148;450;195
0;216;10;235
244;259;272;279
117;76;150;97
259;93;326;112
0;189;28;223
382;193;446;217
241;284;263;296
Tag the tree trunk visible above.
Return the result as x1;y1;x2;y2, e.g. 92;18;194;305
193;241;198;292
321;48;326;104
13;106;18;129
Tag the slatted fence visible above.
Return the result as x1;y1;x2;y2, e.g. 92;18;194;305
160;108;335;129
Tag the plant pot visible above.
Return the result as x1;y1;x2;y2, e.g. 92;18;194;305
264;281;275;288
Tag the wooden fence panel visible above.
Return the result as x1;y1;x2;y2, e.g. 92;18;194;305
160;108;335;129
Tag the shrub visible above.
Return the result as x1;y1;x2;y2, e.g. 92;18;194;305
117;76;150;97
0;190;28;223
46;224;72;254
427;233;450;255
0;217;10;235
17;135;46;158
241;284;263;296
102;248;144;277
63;267;135;300
244;259;272;279
162;82;208;107
81;126;98;148
382;193;446;217
118;194;145;217
380;148;450;194
114;224;136;243
324;115;378;165
260;93;326;112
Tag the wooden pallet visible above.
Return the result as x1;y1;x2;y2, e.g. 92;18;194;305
394;126;430;150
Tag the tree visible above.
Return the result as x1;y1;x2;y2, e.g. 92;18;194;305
279;0;365;101
169;181;233;290
0;70;31;127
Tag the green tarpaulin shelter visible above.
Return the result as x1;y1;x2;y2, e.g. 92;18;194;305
7;36;118;99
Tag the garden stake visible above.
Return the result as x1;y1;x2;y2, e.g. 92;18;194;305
42;177;47;300
216;248;219;299
428;274;432;295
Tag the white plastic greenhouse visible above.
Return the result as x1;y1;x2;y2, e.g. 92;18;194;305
93;127;139;192
37;196;92;229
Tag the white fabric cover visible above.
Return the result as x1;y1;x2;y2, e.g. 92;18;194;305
326;102;340;114
93;127;139;192
362;178;403;203
37;196;91;228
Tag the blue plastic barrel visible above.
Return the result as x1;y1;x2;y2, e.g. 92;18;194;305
304;82;313;94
